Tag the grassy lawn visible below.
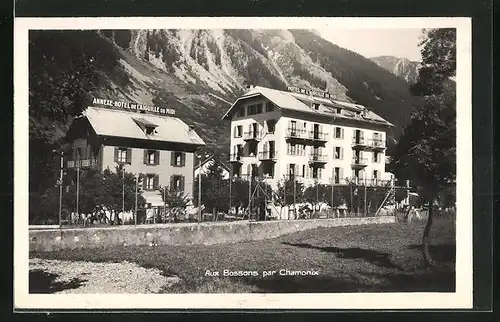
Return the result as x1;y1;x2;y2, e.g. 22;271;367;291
30;218;455;293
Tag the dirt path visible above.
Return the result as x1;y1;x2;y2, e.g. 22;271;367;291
30;258;180;294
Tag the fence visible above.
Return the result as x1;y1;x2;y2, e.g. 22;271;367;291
30;174;414;227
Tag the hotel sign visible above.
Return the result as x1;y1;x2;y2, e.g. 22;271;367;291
92;98;176;115
287;86;334;99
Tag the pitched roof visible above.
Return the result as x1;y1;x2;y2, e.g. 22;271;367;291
194;155;230;172
222;86;394;127
83;106;205;146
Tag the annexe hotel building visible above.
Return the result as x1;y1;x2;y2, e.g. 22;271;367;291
64;99;205;210
222;86;394;190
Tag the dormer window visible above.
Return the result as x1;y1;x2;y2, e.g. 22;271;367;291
145;126;155;135
336;108;342;114
133;117;158;135
313;103;320;110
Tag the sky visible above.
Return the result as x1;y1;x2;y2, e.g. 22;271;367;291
317;28;424;62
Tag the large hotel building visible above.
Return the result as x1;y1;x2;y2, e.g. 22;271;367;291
222;86;394;189
64;102;205;207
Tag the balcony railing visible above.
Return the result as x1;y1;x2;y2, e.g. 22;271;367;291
67;158;98;169
307;131;328;142
258;150;278;161
368;138;386;149
243;131;262;141
308;154;327;164
351;136;369;147
229;153;243;163
351;157;368;167
285;128;308;140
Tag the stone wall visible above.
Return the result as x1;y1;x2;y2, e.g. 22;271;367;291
29;216;396;252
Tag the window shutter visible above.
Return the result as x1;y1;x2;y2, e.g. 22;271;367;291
233;126;237;138
318;168;322;179
169;175;174;192
142;175;147;191
153;175;159;190
114;147;119;162
155;150;160;165
180;176;185;192
340;148;344;160
127;148;132;164
181;152;186;166
143;150;148;164
309;167;313;179
286;164;290;178
341;128;344;139
339;168;344;183
170;151;175;166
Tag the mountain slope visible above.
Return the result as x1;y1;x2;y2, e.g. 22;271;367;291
42;29;422;156
371;56;421;84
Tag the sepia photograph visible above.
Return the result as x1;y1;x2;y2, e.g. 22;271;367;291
14;17;472;310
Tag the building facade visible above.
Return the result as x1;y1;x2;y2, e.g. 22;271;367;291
64;105;205;207
222;86;394;189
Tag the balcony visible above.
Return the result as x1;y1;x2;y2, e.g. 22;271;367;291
67;159;98;169
307;131;328;143
229;153;243;163
368;138;386;150
285;128;308;140
308;154;327;165
351;137;370;149
243;131;262;142
351;157;368;168
258;150;278;162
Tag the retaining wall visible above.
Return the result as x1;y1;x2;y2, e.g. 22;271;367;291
29;216;396;252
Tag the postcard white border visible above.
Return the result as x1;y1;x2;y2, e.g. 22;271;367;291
14;17;472;310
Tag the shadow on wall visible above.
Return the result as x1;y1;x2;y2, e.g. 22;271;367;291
29;270;86;294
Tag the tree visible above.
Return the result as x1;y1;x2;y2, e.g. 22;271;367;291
29;30;127;222
391;28;456;266
159;186;190;222
193;158;230;217
275;176;305;218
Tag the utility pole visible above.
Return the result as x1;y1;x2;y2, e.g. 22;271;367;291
122;170;125;224
58;153;64;229
293;175;297;220
364;173;367;217
76;166;80;218
283;177;287;220
248;174;252;220
330;177;334;218
315;180;319;217
229;170;232;216
198;157;202;223
134;175;138;226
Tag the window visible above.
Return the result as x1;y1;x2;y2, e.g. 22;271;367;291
248;143;257;156
267;120;276;133
170;175;185;192
312;168;322;180
334;167;340;184
145;174;158;191
145;126;155;135
234;125;243;138
247;103;263;115
171;151;185;167
114;147;131;164
237;108;245;117
334;127;343;139
288;163;296;177
266;102;275;112
334;147;342;159
143;149;159;165
373;170;379;180
336;108;342;114
313;103;320;110
302;165;306;177
287;143;297;155
373;151;380;163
